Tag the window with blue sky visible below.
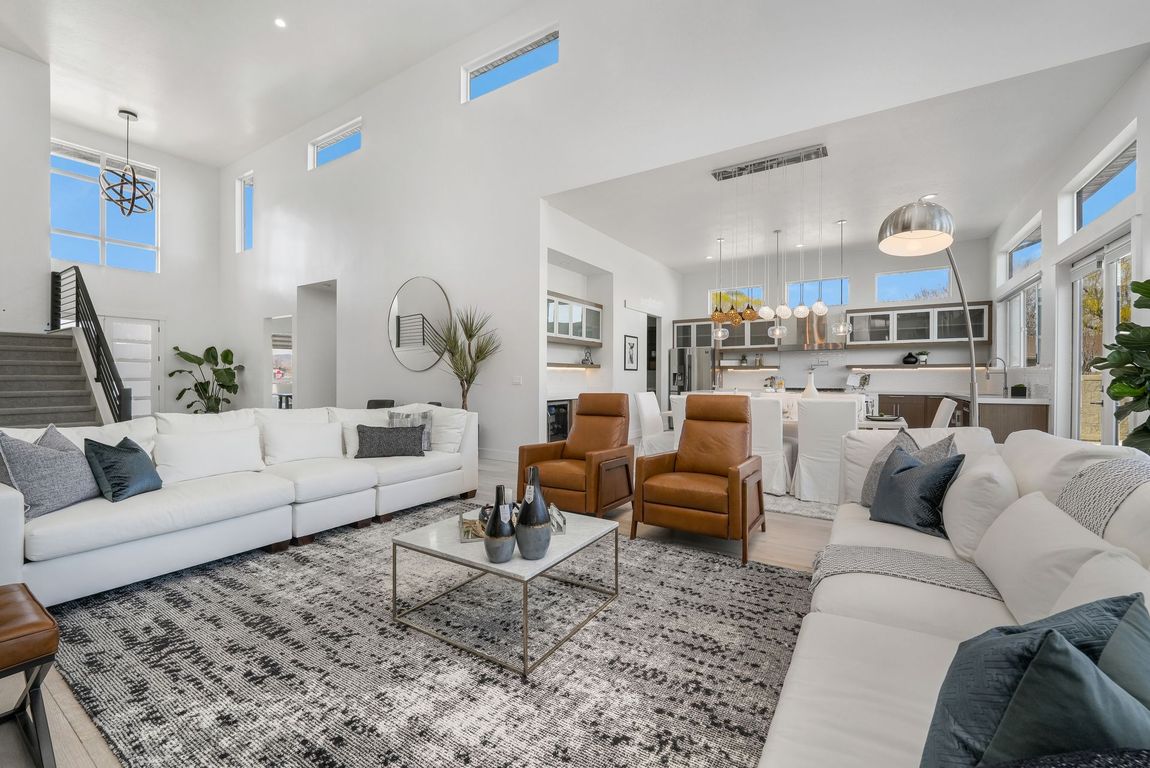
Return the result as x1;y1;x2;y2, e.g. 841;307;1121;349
787;277;849;308
310;119;362;169
1077;142;1136;230
876;267;951;303
50;141;159;272
239;174;254;251
1008;224;1041;277
468;30;558;101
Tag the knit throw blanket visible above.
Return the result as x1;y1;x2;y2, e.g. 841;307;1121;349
1055;457;1150;537
811;545;1002;600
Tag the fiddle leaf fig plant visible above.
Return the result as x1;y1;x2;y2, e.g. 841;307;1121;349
1090;279;1150;454
168;346;245;414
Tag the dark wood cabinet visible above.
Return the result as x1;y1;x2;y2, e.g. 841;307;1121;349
878;394;929;428
951;397;1049;442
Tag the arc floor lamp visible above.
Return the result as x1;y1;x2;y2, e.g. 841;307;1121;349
877;197;979;427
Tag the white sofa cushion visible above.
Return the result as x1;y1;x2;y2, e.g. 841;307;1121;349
252;407;330;425
155;410;256;434
907;427;996;459
974;491;1131;623
829;503;958;559
811;573;1017;641
54;418;159;457
153;427;265;484
24;471;295;561
1104;482;1150;565
1050;550;1150;614
326;407;393;458
941;453;1019;562
260;422;343;466
841;427;996;504
999;429;1141;500
262;458;379;504
390;403;469;453
758;612;958;768
357;451;464;486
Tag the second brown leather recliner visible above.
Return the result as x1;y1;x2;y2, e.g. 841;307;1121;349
517;393;634;517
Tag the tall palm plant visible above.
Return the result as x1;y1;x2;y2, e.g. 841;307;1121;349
433;307;502;410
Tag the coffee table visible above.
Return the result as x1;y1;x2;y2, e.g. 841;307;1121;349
391;512;618;678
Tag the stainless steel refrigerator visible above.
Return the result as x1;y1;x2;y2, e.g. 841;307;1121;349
668;347;714;396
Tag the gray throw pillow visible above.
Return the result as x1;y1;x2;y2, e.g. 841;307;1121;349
0;426;101;519
356;425;425;458
870;448;964;538
387;410;433;452
860;429;956;507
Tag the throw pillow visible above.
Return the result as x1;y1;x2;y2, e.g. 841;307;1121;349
869;448;965;538
388;410;433;452
0;426;101;518
921;595;1150;767
355;425;424;458
942;453;1020;561
85;438;163;502
260;421;343;465
1052;551;1150;615
152;426;264;483
992;750;1150;768
861;429;956;507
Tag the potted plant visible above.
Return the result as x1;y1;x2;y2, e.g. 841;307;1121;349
168;346;245;414
917;350;930;366
433;307;502;411
1090;279;1150;454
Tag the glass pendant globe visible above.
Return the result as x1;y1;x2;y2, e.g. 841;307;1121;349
793;304;810;319
775;304;792;320
713;326;730;341
757;305;775;321
767;324;787;339
832;317;852;337
812;300;829;316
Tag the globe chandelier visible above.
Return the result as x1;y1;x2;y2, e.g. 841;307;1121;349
100;109;155;217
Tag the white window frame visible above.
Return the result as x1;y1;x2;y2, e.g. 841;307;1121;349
1005;217;1042;279
236;171;254;253
50;139;161;272
1003;277;1041;368
874;265;953;304
307;117;363;170
461;24;559;104
1075;141;1136;232
785;275;850;306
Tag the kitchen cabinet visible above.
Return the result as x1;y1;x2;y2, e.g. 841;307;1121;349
847;301;991;346
951;396;1049;442
877;394;929;428
547;292;603;347
672;319;716;348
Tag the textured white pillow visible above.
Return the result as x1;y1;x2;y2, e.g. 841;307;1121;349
1050;550;1150;614
155;410;256;434
839;430;898;504
327;408;393;457
261;422;342;465
1000;429;1140;499
942;453;1019;562
153;426;264;483
57;417;158;457
387;404;470;454
975;491;1131;623
908;427;997;461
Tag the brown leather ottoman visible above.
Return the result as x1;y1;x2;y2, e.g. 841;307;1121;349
0;583;59;768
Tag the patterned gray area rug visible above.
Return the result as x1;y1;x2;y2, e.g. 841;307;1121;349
52;501;811;768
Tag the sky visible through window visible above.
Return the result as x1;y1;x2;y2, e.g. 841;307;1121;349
315;130;362;167
787;278;849;307
243;181;254;251
1079;159;1136;229
876;267;950;302
1009;239;1041;276
470;37;558;100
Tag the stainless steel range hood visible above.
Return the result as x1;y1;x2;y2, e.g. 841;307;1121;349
776;314;845;352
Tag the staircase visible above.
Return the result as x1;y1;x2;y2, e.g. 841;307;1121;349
0;331;101;429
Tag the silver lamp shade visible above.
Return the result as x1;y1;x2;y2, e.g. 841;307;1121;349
877;199;954;257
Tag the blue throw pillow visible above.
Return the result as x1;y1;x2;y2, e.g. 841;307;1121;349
869;447;964;538
84;438;162;502
921;595;1150;767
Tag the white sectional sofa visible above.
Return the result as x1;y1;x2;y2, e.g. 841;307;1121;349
760;428;1150;768
0;404;478;607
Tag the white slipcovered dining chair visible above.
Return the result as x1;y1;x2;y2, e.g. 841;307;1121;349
670;394;688;443
931;397;958;428
749;396;790;495
791;399;858;503
635;391;676;455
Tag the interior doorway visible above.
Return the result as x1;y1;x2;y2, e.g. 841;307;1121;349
262;316;294;409
296;281;338;408
646;314;658;393
101;316;162;417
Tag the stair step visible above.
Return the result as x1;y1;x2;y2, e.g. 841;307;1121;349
0;346;80;362
0;362;83;376
0;405;99;428
0;391;95;408
1;421;101;430
0;332;75;349
0;375;89;392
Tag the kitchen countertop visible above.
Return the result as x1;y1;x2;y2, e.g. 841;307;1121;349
876;390;1049;406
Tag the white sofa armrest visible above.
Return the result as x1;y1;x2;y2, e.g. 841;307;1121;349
460;412;479;493
0;483;24;585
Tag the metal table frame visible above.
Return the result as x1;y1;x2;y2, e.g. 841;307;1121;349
392;527;618;678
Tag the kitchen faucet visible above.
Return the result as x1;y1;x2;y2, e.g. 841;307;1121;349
986;356;1008;398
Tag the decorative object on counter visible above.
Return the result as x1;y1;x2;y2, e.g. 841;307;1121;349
432;306;502;410
623;334;639;371
483;484;517;563
581;347;595;366
739;354;748;367
1090;278;1150;454
802;370;819;398
775;377;785;391
515;466;552;559
754;353;762;367
878;195;980;426
169;345;245;413
902;352;919;366
917;350;930;365
1011;383;1029;398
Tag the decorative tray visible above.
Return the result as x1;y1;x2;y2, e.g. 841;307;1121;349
458;503;567;543
865;414;901;421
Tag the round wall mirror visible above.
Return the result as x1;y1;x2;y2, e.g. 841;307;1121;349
388;276;451;372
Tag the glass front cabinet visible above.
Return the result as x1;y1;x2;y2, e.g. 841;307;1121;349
546;292;603;346
673;319;777;349
847;301;990;346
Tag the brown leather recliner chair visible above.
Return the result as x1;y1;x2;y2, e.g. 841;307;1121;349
631;394;764;563
517;393;634;517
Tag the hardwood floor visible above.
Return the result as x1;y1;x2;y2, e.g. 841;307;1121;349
0;458;831;767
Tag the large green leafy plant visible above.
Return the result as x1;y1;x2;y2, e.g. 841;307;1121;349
169;346;245;414
1090;279;1150;454
432;307;502;411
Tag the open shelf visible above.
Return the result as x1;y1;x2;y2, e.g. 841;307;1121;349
850;364;990;371
546;362;601;369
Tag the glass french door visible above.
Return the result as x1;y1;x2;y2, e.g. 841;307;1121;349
101;316;162;417
1071;235;1132;445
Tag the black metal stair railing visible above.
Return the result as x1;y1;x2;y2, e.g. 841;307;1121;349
396;313;446;352
50;266;132;421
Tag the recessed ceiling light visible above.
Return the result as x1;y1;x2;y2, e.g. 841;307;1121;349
274;18;287;28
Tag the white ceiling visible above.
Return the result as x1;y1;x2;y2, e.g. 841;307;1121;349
546;45;1150;273
0;0;526;165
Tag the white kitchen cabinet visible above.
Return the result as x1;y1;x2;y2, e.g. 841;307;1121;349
847;301;991;345
546;292;603;346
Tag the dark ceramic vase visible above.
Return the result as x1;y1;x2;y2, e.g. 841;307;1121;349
483;485;517;563
902;352;919;365
515;466;552;560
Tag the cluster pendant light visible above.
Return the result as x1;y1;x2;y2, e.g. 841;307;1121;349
792;161;810;320
831;219;853;337
740;174;758;322
768;229;788;339
811;160;829;317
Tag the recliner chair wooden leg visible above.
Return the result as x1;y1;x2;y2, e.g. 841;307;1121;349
459;490;477;499
629;518;637;539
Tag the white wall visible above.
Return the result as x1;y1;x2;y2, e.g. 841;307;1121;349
295;282;337;408
0;47;49;333
49;120;223;412
991;53;1150;437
